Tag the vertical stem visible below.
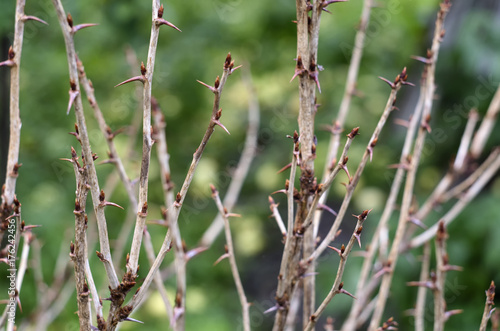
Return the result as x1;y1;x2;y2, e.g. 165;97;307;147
128;0;161;276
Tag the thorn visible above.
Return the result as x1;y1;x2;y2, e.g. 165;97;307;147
155;18;182;32
123;317;144;324
277;163;292;174
213;252;230;266
22;15;48;25
67;90;79;115
186;246;208;261
378;76;395;89
290;56;306;82
115;75;145;87
408;217;428;229
73;23;99;33
213;119;230;135
317;204;337;216
411;55;431;64
196;80;217;93
263;305;279;314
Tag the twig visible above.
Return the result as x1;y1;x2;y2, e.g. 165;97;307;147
211;185;250;331
479;281;496;331
433;221;447;331
152;97;186;330
342;69;426;331
409;151;500;249
199;64;260;248
128;0;180;278
77;58;137;209
68;147;92;329
414;242;431;331
306;68;409;264
304;210;371;331
269;196;287;237
51;0;120;294
368;2;451;329
143;229;174;324
470;85;500;158
117;54;238;322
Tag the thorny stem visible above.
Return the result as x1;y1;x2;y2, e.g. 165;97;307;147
199;65;260;248
306;70;406;265
69;151;93;330
479;281;496;331
122;54;238;319
304;210;371;331
318;0;373;239
470;85;500;159
128;0;166;277
409;150;500;249
152;98;186;330
342;69;426;331
414;242;431;331
211;186;250;331
368;3;451;329
77;58;137;209
433;222;447;331
52;0;120;295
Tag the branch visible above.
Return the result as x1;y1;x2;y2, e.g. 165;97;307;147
368;2;451;328
51;0;119;294
479;281;496;331
114;54;238;323
127;0;180;278
470;85;500;158
211;185;250;331
304;210;371;331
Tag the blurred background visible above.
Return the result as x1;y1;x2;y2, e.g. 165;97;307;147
1;0;500;329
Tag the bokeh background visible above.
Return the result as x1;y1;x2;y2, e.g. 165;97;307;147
1;0;500;330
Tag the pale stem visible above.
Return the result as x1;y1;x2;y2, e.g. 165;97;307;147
470;85;500;158
414;242;431;331
211;187;250;331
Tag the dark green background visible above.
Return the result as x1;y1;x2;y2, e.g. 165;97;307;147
1;0;499;329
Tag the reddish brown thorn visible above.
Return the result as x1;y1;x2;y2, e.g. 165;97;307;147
277;163;292;174
378;76;395;89
444;309;463;321
290;56;306;82
22;15;48;25
328;245;343;256
309;68;322;93
115;75;145;87
408;217;428;229
196;80;217;93
154;17;182;32
340;157;351;183
67;81;79;115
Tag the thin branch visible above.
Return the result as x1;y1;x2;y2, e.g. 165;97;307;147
368;3;451;329
118;54;238;321
470;85;500;158
199;64;260;248
479;281;496;331
51;0;119;293
211;185;250;331
304;210;371;331
408;151;500;249
128;0;179;277
433;222;447;331
414;242;431;331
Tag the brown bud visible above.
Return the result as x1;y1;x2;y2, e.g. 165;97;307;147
8;46;15;60
140;62;146;76
214;76;220;89
224;53;232;70
158;4;164;18
176;192;182;203
67;13;73;27
347;127;359;139
99;190;105;202
141;202;148;214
